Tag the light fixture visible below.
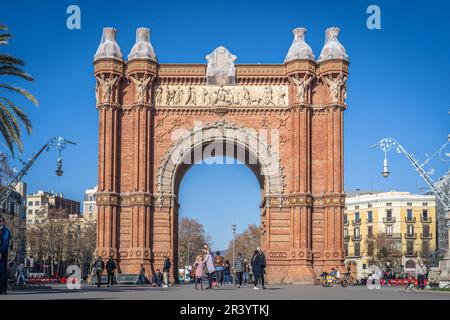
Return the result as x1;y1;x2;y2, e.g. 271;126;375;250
56;157;64;177
381;154;390;178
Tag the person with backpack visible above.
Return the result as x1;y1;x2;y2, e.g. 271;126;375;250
257;247;267;289
224;260;232;286
233;253;245;288
94;256;105;288
214;251;225;287
106;256;116;287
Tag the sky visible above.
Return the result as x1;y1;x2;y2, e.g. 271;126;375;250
1;0;449;249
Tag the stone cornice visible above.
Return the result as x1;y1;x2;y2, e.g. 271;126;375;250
265;193;345;208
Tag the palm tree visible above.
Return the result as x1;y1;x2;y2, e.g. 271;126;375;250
0;24;37;156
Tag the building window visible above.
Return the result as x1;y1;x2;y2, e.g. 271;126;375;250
27;210;33;215
28;201;33;206
344;214;347;224
423;225;430;237
89;205;93;213
407;241;414;256
386;225;393;236
34;201;40;206
354;228;360;239
407;202;412;207
422;241;430;257
344;228;348;238
386;202;392;207
354;242;361;257
422;202;428;207
407;225;414;237
368;226;373;237
344;243;348;257
386;209;392;221
422;209;428;219
368;203;372;208
355;212;360;223
407;209;413;221
27;220;32;224
367;211;373;223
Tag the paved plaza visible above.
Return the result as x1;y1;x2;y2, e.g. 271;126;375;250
2;284;450;300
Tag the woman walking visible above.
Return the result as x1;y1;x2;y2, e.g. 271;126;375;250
251;250;264;290
224;260;232;286
193;255;205;290
203;246;215;289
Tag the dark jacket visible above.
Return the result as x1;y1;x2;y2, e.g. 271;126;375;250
152;272;163;285
251;253;264;276
260;251;267;268
0;226;11;254
163;258;171;272
234;257;245;272
106;259;116;273
95;259;105;273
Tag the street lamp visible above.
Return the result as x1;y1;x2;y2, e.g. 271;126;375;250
0;136;76;208
231;224;237;263
187;242;191;267
381;153;390;178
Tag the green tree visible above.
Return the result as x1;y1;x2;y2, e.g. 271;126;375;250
0;24;37;156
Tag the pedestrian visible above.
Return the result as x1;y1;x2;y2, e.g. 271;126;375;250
214;251;225;287
152;269;163;287
138;264;146;285
0;216;11;295
15;263;26;286
257;247;267;289
163;256;171;287
94;256;104;288
233;253;245;288
251;250;264;290
193;255;205;290
203;247;215;289
224;260;232;285
106;256;116;287
416;260;428;290
243;259;250;285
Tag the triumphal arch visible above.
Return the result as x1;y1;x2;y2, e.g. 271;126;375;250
94;26;349;284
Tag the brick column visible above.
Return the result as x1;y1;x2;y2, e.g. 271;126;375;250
94;58;125;260
119;58;158;274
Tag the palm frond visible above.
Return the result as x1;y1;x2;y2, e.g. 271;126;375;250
0;65;33;81
0;54;24;66
0;84;38;106
0;97;32;134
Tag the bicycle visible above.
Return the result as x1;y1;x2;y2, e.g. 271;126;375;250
319;272;350;287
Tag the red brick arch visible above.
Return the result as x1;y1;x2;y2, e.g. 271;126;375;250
94;48;348;284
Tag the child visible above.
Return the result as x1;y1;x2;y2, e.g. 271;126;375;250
193;255;205;290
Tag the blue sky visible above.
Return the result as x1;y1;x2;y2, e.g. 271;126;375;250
2;0;449;249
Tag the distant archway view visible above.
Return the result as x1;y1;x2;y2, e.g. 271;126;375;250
176;157;263;278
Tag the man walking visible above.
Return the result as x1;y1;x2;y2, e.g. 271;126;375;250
233;253;245;288
257;247;267;289
0;216;11;295
163;256;171;288
416;260;428;290
94;256;104;288
106;256;116;287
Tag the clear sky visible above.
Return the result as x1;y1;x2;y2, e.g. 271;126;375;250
2;0;449;249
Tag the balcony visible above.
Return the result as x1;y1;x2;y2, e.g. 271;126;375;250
344;220;349;226
385;233;402;239
405;217;416;223
344;235;350;242
383;217;396;223
366;218;374;224
405;233;417;239
420;233;432;239
404;251;418;257
353;234;362;241
352;219;361;226
421;216;432;223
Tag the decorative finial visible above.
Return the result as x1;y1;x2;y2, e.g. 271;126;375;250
94;27;123;61
128;27;157;61
318;27;349;62
284;27;315;62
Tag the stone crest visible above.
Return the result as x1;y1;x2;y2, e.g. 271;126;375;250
206;46;237;86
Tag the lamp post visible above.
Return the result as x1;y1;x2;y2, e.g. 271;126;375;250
0;136;76;208
187;242;191;267
231;224;237;263
371;135;450;281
